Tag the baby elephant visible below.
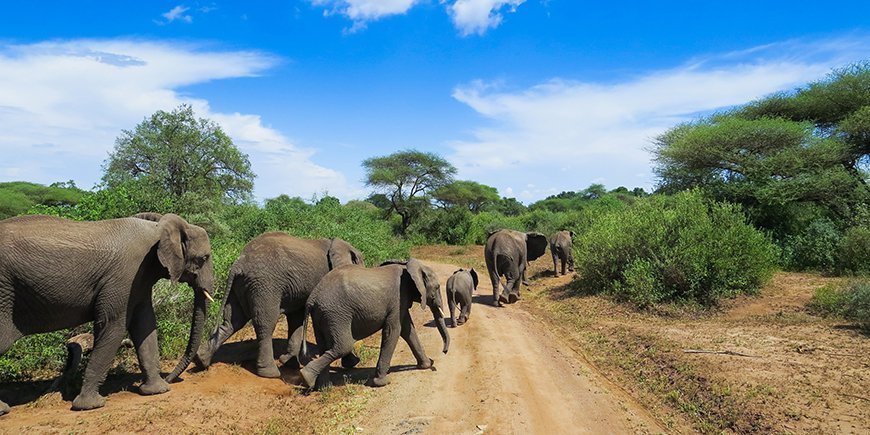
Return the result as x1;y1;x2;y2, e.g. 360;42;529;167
299;258;450;390
550;230;575;276
446;268;478;327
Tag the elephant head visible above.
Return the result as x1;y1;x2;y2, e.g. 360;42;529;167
151;213;215;383
327;238;365;268
406;259;450;354
469;268;479;290
525;232;549;261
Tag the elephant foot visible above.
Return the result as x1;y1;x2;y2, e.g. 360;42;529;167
255;364;282;379
457;316;467;326
450;318;458;328
496;294;508;306
299;366;317;388
0;400;9;416
139;378;170;395
341;353;360;369
522;280;531;286
71;392;106;411
368;376;390;388
192;352;211;371
508;293;519;304
278;353;301;370
417;358;433;370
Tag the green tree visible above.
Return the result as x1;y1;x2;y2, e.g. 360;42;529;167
362;150;456;235
102;104;255;215
432;180;500;212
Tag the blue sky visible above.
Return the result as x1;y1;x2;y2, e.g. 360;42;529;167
2;1;869;203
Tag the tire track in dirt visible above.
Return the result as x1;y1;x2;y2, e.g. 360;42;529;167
357;261;665;434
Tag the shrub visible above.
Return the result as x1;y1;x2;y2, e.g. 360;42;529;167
0;332;69;382
809;280;870;330
781;217;842;272
837;225;870;275
573;191;777;307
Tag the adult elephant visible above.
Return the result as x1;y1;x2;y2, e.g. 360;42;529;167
549;230;575;276
299;258;449;390
484;229;548;306
0;213;214;414
193;232;364;378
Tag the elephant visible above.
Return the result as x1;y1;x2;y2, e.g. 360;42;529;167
446;268;478;327
549;230;575;276
0;213;214;414
193;232;364;378
484;229;548;306
298;258;450;390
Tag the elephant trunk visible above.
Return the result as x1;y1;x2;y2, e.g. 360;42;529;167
164;288;208;383
430;305;450;354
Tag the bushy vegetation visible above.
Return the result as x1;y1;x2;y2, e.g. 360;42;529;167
810;280;870;330
572;191;777;307
0;181;84;220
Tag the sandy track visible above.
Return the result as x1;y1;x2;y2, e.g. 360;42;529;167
357;261;664;434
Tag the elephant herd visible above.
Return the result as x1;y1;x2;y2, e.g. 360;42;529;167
0;213;573;415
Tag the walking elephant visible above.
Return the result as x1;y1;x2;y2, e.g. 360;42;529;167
549;230;575;276
0;213;214;414
484;229;548;306
446;268;478;326
299;258;450;390
193;232;364;378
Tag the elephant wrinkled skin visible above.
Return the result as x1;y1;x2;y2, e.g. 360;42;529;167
299;258;450;390
446;268;478;326
194;232;364;378
484;229;548;306
0;213;214;414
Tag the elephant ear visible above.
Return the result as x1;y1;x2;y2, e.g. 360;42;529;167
133;212;163;222
157;214;187;284
526;232;549;261
349;246;365;266
406;259;430;311
569;230;575;238
469;268;479;290
328;238;365;269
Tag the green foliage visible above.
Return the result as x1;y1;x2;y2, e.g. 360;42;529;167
837;225;870;275
484;197;527;216
573;191;777;307
432;180;500;212
809;280;870;330
0;181;84;220
362;149;456;234
0;331;68;381
781;218;842;272
103;104;255;216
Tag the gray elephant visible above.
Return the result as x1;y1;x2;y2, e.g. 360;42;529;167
549;230;575;276
0;213;214;414
446;268;478;327
299;258;450;390
193;232;364;378
484;229;548;306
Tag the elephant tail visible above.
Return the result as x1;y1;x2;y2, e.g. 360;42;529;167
299;305;310;365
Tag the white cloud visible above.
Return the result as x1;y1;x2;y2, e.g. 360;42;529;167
160;5;193;24
311;0;419;32
447;0;525;36
0;39;358;200
448;36;870;197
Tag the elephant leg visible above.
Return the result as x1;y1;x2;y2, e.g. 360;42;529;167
552;253;558;275
399;313;431;369
250;300;282;378
459;293;471;325
195;290;249;370
128;303;169;395
561;255;567;276
447;291;458;327
488;269;502;307
73;318;127;411
299;329;353;390
370;320;400;387
278;310;305;369
0;323;21;415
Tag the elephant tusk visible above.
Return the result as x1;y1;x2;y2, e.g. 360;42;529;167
203;290;215;303
438;307;445;317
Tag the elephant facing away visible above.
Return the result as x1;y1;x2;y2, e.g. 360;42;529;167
194;232;364;378
299;258;450;390
0;213;214;414
549;230;575;276
484;229;548;306
446;268;478;326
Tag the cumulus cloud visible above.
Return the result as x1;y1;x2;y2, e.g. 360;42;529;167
0;39;357;200
447;0;525;36
159;5;193;24
448;36;870;199
311;0;419;32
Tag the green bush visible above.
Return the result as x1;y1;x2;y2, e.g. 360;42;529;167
573;191;777;307
809;280;870;330
0;332;69;381
837;225;870;275
781;218;842;272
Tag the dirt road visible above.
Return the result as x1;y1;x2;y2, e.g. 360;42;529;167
0;260;665;434
357;261;664;434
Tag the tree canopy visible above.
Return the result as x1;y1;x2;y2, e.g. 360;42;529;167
362;150;456;234
102;104;255;214
432;180;500;212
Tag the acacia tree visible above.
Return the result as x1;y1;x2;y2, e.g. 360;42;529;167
103;104;254;214
432;180;499;212
363;150;456;234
